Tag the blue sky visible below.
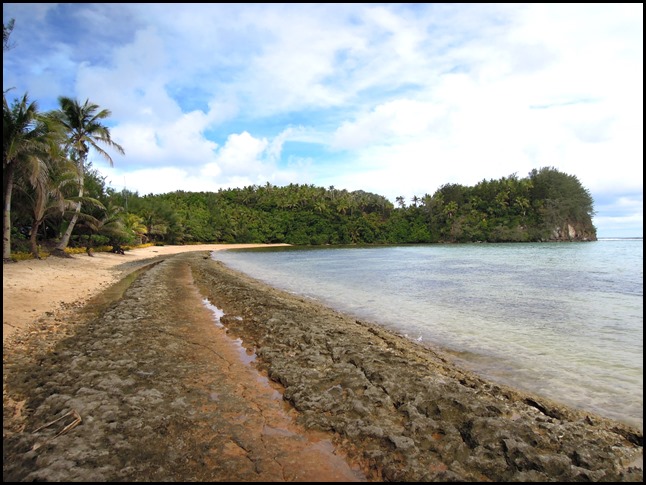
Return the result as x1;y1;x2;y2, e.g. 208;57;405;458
3;3;643;237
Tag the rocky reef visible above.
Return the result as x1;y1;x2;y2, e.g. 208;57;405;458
192;253;640;481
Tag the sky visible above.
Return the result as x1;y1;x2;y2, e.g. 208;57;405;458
3;3;643;238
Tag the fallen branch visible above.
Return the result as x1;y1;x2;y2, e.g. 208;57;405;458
32;409;82;437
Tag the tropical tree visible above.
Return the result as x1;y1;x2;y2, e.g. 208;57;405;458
3;93;55;261
49;97;124;257
138;198;176;243
76;201;130;256
23;145;78;259
120;212;148;245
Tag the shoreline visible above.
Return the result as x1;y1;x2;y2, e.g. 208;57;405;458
192;252;644;480
2;243;290;344
3;248;643;481
212;245;644;434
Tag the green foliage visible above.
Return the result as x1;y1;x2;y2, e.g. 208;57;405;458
122;170;594;245
86;170;598;246
7;152;597;250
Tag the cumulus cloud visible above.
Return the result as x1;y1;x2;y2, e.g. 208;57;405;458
3;2;642;236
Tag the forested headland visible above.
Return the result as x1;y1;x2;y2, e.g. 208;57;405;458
7;159;598;260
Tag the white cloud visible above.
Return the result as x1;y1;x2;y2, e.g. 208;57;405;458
593;213;643;238
103;166;219;196
331;99;445;150
211;132;269;175
3;3;642;236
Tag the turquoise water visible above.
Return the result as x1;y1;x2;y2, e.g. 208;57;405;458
211;239;643;430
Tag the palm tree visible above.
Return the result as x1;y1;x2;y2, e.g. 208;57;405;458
3;93;54;261
77;201;127;256
121;212;148;245
50;97;124;257
24;145;78;259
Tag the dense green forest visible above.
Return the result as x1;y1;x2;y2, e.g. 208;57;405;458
112;167;597;247
6;154;598;260
3;20;596;261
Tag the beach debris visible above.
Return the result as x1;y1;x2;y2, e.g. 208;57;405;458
31;409;82;450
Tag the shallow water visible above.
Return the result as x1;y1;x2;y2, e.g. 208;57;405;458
212;239;643;431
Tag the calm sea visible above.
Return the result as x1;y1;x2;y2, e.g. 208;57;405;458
211;239;643;431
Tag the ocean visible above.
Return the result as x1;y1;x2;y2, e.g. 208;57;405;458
210;238;643;431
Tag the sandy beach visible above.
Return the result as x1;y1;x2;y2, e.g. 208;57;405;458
3;244;288;344
3;246;643;481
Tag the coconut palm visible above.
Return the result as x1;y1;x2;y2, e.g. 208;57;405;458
121;212;148;245
76;201;129;256
21;143;80;259
3;93;55;261
49;97;124;257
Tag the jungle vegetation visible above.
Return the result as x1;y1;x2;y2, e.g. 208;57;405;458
4;148;598;260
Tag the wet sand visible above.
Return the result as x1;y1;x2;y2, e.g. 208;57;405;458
3;249;644;481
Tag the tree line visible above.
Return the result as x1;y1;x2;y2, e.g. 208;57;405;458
4;155;598;260
122;170;596;246
3;20;596;262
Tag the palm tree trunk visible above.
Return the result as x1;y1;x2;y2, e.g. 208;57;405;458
52;202;80;257
29;220;43;259
3;166;15;261
85;233;94;257
52;184;83;258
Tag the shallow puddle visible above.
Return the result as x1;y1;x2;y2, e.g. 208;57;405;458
203;298;259;366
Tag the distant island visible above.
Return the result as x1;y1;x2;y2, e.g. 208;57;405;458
8;166;597;259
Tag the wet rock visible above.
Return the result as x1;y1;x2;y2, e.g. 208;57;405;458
190;252;644;482
4;251;643;483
